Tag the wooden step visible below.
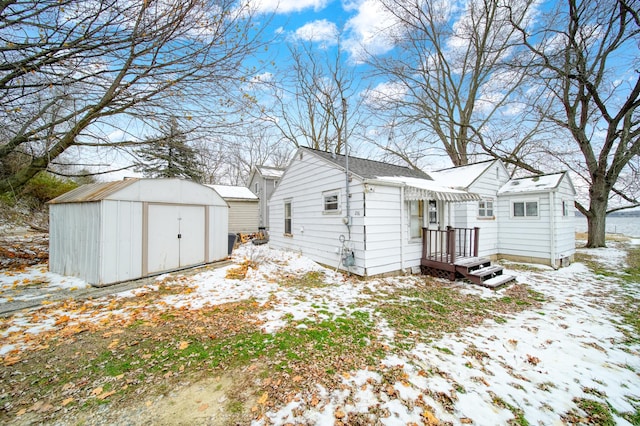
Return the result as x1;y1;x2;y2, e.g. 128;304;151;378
481;274;516;288
469;265;504;278
454;257;491;269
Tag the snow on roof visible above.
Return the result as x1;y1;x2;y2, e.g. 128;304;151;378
257;166;284;179
372;176;481;201
208;184;257;200
430;161;495;189
498;172;565;195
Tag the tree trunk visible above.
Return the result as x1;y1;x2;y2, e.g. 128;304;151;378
585;194;608;248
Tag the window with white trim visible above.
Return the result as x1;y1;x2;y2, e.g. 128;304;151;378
478;199;494;218
562;200;572;217
428;200;438;224
284;200;292;234
513;200;538;217
323;190;340;213
409;200;424;239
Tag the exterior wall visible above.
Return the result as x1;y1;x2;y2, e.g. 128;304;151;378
497;193;554;264
465;163;510;257
99;200;143;285
226;200;259;234
268;152;365;275
49;202;102;284
361;184;405;276
208;204;229;262
551;177;576;263
249;174;278;229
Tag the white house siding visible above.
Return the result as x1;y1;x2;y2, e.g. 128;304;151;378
100;200;143;285
552;177;576;262
227;200;259;234
464;164;510;257
361;184;405;276
269;153;365;275
497;193;554;262
49;202;102;284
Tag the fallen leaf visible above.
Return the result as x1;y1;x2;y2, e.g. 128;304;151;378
16;408;27;416
257;392;268;405
335;409;346;419
198;403;209;412
422;409;439;425
91;386;103;396
145;400;153;407
107;339;119;350
61;398;74;406
98;390;116;400
292;375;303;382
178;341;190;350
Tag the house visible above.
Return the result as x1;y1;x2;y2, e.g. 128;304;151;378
431;160;576;268
247;166;284;230
208;184;259;234
48;178;229;287
268;148;575;285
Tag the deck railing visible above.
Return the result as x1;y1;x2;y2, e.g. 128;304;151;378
422;226;480;264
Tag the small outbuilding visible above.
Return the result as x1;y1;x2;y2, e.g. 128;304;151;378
208;184;259;234
48;178;229;287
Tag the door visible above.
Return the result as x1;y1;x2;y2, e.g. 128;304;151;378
147;204;206;274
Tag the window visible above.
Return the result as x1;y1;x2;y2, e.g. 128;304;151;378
562;200;571;217
323;191;340;213
478;200;494;218
513;201;538;217
254;182;259;194
409;200;424;239
284;201;292;234
428;200;438;224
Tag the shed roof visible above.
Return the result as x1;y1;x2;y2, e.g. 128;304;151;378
304;147;432;180
208;184;258;201
431;160;497;189
48;179;139;204
498;172;568;195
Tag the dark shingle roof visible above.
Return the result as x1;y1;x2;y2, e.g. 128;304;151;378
304;148;432;180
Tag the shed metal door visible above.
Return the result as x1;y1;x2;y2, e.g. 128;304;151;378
147;204;206;273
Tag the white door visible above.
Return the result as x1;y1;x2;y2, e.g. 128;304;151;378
147;204;206;274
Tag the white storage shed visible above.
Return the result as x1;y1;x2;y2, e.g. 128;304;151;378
208;185;259;234
48;178;229;286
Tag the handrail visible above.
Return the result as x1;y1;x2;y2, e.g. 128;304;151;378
422;226;480;264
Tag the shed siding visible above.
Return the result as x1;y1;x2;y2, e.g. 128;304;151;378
100;200;143;285
227;200;259;234
208;205;229;261
269;153;365;275
553;177;576;260
49;203;101;283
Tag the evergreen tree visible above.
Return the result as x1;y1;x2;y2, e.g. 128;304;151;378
134;118;203;182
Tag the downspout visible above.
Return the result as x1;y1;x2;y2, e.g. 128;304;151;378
400;185;405;273
549;191;557;269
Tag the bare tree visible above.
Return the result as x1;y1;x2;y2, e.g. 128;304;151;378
367;0;536;166
0;0;266;194
508;0;640;247
258;39;364;154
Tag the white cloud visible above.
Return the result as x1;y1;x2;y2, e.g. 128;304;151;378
249;0;331;14
361;80;407;107
343;0;399;61
293;20;339;45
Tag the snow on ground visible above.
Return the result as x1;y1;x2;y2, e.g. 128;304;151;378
0;265;89;304
1;241;639;424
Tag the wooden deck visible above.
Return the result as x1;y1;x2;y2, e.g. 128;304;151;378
420;227;515;288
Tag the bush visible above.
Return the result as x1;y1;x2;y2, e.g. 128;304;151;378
21;172;78;207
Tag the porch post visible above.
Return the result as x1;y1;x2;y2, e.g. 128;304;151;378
447;226;456;263
473;227;480;257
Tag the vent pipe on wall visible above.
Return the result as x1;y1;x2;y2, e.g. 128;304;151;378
342;97;351;239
